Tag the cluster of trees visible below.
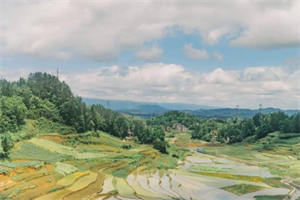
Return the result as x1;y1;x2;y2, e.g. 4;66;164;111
150;110;299;145
192;112;300;144
147;111;205;129
0;73;167;158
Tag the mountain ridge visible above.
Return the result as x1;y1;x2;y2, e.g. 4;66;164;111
83;98;300;119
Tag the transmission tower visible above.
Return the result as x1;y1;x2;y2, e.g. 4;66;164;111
259;104;263;113
236;104;240;118
56;68;60;79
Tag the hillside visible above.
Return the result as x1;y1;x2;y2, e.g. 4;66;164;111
1;119;300;200
1;73;300;200
0;121;184;200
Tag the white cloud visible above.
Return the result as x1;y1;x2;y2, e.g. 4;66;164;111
230;0;300;49
1;63;299;109
183;44;209;60
135;45;163;61
212;51;223;61
183;44;223;60
59;64;299;109
0;0;299;60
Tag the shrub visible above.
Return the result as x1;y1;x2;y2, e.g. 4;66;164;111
121;143;132;150
153;139;167;154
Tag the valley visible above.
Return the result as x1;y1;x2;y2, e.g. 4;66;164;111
1;127;300;200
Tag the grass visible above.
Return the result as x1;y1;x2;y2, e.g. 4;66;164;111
263;177;288;188
114;178;135;198
194;171;264;182
48;187;62;193
204;140;300;178
68;171;97;192
191;165;230;173
168;143;188;160
57;171;89;187
11;142;70;162
29;138;106;159
4;127;298;200
55;162;78;176
85;131;124;148
0;168;9;175
254;195;288;200
35;172;97;200
29;138;77;156
222;184;266;195
0;161;43;169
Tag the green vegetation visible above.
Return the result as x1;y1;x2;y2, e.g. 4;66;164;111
194;171;264;182
0;161;43;169
11;142;70;162
191;165;230;173
55;162;78;176
150;111;300;145
222;184;266;195
0;73;167;158
254;195;288;200
1;72;299;199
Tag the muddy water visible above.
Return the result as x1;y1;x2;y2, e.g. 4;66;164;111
100;151;290;200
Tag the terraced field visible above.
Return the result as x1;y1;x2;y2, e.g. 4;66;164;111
0;132;299;200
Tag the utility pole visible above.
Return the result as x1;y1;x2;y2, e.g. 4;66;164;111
259;104;263;113
56;68;59;80
236;104;240;119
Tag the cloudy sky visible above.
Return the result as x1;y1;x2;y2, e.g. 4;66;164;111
0;0;299;109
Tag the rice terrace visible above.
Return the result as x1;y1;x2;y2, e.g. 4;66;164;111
1;0;300;199
0;94;300;200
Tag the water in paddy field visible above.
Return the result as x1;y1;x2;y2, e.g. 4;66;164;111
99;150;290;200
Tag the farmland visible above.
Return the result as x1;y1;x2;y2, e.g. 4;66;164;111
1;128;300;200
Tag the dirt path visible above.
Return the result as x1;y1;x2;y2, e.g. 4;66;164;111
281;178;300;200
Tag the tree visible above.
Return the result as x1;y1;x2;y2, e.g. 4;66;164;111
153;138;167;154
269;112;287;132
241;119;255;138
27;96;61;122
0;96;27;132
256;123;270;139
280;118;292;133
60;98;85;132
253;113;262;127
0;134;13;158
291;114;300;133
114;117;129;138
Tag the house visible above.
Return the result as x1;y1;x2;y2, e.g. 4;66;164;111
172;123;188;132
125;130;134;140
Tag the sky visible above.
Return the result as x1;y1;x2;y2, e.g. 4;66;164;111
0;0;300;109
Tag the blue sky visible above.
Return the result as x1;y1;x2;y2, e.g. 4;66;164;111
2;32;297;73
0;0;299;109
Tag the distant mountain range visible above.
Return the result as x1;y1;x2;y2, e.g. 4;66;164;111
83;98;299;119
83;98;216;111
189;108;299;119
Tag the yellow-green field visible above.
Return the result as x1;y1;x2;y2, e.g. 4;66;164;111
0;131;299;200
0;131;181;199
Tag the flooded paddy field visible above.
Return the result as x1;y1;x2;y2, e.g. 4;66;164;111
1;132;299;200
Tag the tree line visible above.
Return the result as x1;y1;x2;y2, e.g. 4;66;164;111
0;73;166;158
148;111;300;144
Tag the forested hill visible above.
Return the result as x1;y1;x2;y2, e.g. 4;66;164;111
0;72;167;158
149;111;300;145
